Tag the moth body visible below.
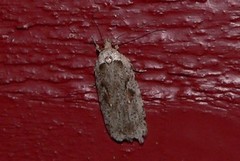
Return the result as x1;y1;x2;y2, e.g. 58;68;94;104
94;40;147;143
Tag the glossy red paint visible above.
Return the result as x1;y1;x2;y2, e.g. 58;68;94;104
0;1;240;161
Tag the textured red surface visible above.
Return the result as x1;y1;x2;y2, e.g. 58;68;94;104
0;1;240;161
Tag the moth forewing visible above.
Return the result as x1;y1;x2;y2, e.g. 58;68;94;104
94;40;147;143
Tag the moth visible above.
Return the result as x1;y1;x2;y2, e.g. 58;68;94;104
94;39;147;143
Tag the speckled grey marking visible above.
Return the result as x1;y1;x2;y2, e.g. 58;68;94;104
94;40;147;143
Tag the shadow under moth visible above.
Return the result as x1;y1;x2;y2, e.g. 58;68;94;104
94;40;147;143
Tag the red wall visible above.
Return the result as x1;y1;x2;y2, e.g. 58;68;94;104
0;1;240;161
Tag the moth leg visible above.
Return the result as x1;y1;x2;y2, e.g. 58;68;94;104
114;44;119;50
133;68;147;73
89;83;96;88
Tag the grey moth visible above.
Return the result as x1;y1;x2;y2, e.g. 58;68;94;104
94;40;147;143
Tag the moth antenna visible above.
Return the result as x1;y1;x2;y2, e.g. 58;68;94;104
117;29;163;46
91;36;101;53
93;20;104;44
113;33;126;46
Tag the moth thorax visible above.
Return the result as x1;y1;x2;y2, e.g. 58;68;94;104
105;56;113;64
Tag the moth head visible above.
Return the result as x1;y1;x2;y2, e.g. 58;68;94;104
104;39;112;49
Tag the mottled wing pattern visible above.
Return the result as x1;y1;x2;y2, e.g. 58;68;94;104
95;44;147;143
